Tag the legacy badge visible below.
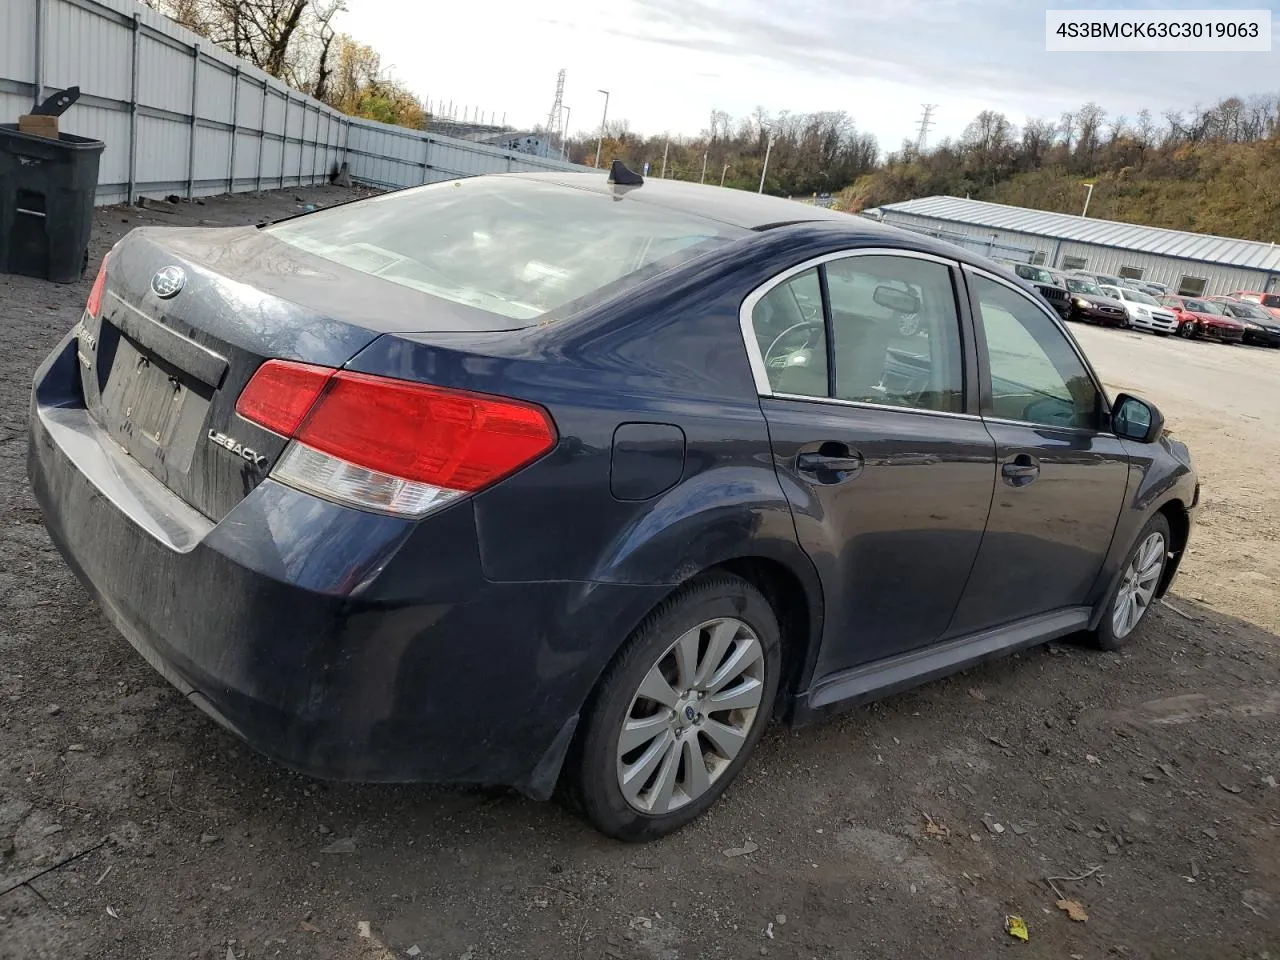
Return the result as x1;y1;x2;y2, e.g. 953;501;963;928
208;429;267;467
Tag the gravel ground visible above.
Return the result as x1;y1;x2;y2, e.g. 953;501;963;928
2;188;1278;960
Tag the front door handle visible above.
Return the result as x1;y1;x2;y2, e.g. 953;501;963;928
797;444;864;482
1001;453;1040;487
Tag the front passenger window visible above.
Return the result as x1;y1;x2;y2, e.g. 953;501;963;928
973;275;1103;430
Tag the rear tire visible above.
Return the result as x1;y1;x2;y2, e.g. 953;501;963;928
564;574;781;841
1091;512;1171;651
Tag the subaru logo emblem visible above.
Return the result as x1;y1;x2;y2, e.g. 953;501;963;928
684;705;696;721
151;265;186;299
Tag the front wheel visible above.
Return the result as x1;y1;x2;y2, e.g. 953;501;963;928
564;574;781;841
1178;322;1198;339
1092;513;1171;651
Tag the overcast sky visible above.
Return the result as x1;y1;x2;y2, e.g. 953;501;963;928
334;0;1280;150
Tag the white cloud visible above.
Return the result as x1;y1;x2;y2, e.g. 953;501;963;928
334;0;1280;149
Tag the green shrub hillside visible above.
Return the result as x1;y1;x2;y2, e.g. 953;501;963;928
842;99;1280;242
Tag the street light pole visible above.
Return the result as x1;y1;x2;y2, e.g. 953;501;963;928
660;138;669;178
1081;182;1094;217
720;163;729;187
700;151;707;183
561;105;571;159
594;89;610;169
758;130;774;194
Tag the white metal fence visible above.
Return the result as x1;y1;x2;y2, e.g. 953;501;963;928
1;0;592;206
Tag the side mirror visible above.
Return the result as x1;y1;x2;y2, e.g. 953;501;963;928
1112;392;1164;443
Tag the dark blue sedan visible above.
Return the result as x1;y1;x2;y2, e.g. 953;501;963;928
29;165;1198;840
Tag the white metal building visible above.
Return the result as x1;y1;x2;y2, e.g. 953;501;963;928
864;196;1280;298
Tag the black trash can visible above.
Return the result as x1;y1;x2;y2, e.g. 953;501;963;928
0;123;104;283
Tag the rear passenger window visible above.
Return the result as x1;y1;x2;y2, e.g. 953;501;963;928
824;255;964;413
750;268;828;398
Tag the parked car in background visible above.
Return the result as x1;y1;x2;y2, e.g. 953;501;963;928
1132;281;1170;297
1099;284;1178;335
1008;262;1071;317
1207;297;1280;347
1063;277;1129;327
1010;262;1063;287
1227;291;1280;322
1158;295;1246;343
1071;270;1124;289
26;167;1200;840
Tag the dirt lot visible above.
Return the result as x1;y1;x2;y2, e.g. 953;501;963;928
2;189;1278;960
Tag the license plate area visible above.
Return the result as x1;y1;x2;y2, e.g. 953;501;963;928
97;321;212;477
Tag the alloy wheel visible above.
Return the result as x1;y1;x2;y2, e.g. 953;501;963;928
1111;531;1167;639
615;617;765;815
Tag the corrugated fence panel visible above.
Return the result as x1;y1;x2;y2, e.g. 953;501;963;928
0;0;595;207
232;130;260;180
197;60;235;125
284;98;302;140
193;124;229;182
263;90;286;134
45;0;132;103
236;75;263;128
135;113;190;185
2;0;38;85
137;31;194;115
259;136;283;185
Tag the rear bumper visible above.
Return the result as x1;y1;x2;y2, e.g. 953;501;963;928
28;334;665;795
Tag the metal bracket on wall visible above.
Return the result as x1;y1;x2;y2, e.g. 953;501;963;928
227;65;240;194
187;41;200;200
127;13;140;203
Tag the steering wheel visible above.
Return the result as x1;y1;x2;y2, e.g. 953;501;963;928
764;320;824;368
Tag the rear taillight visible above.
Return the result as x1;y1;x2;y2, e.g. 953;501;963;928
236;360;557;518
85;255;109;318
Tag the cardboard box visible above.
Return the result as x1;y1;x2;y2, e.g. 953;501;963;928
18;114;59;139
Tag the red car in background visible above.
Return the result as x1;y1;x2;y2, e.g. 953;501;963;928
1158;295;1246;343
1227;290;1280;322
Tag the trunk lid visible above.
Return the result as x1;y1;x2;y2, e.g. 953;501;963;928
80;226;447;522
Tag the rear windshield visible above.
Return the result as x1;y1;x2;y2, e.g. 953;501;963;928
267;177;745;322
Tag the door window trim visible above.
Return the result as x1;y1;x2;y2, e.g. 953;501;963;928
738;247;980;420
963;265;1116;435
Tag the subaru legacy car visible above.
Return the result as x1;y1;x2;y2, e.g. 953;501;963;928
29;166;1198;841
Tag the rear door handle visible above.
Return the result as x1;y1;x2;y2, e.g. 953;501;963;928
796;445;864;482
1001;453;1040;486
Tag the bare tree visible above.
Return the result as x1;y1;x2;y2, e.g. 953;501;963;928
1020;117;1056;169
1074;101;1107;170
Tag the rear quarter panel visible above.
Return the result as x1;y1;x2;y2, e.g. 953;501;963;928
346;229;852;589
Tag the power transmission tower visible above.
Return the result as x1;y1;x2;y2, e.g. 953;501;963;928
915;104;936;154
545;68;566;151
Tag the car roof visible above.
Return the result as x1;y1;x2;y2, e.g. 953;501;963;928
509;171;857;230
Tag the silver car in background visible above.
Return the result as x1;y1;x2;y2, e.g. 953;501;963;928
1100;284;1178;335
